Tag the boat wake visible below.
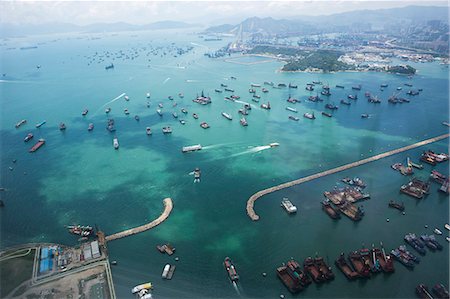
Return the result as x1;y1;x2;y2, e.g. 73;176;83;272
94;93;126;114
232;281;241;296
202;143;236;150
229;145;272;158
185;79;200;83
190;42;207;48
163;77;171;84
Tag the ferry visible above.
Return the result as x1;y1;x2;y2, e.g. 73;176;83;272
15;119;27;128
240;117;248;126
124;95;130;101
146;127;152;135
303;112;315;120
221;112;232;120
269;143;279;147
281;198;297;214
59;123;66;130
24;133;33;142
200;122;210;129
224;257;239;282
289;115;299;121
29;138;45;152
131;282;152;294
146;93;151;98
88;123;94;131
286;107;298;113
35;120;46;128
182;144;202;153
157;109;163;116
105;107;111;114
113;137;119;149
124;109;130;115
162;126;172;134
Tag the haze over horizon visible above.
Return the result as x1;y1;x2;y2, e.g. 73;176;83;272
0;1;448;26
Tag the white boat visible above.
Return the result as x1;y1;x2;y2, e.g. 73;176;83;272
182;144;202;153
434;228;443;235
445;224;450;231
221;112;232;120
162;264;170;279
269;143;279;147
281;198;297;214
286;107;298;113
146;127;152;135
124;95;130;101
105;107;111;114
303;112;316;120
131;282;152;294
157;109;162;116
124;109;129;115
113;137;119;149
162;126;172;134
446;237;450;242
146;93;150;98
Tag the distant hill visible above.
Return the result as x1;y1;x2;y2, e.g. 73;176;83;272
0;20;202;38
204;5;448;35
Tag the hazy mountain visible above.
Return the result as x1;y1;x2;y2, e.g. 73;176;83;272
0;21;202;38
204;5;448;35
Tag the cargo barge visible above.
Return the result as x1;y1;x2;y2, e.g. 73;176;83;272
29;138;45;152
348;251;371;278
321;200;340;219
400;178;430;199
374;244;394;273
335;253;359;280
303;257;325;283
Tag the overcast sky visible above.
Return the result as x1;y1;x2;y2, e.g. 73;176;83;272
0;1;447;26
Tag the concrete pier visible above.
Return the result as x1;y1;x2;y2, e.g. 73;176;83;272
106;198;173;241
246;133;449;221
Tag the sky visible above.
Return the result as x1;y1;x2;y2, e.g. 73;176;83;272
0;1;448;26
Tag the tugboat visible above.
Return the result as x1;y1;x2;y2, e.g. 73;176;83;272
24;133;33;142
335;253;359;280
240;118;248;126
200;122;210;129
193;168;201;183
146;127;152;135
224;257;239;282
113;137;119;149
88;123;94;131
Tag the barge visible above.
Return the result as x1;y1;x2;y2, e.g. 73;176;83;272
321;200;340;219
29;138;45;152
335;253;359;280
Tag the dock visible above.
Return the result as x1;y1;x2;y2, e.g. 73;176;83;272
246;133;449;221
105;198;173;241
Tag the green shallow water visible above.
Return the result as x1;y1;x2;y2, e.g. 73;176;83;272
0;29;449;298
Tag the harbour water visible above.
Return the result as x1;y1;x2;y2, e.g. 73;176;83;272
0;29;448;298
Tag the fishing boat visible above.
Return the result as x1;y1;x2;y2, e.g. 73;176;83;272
336;85;345;89
29;138;45;152
35;120;46;128
200;122;210;129
224;257;239;282
240;118;248;126
88;123;94;131
24;133;33;142
146;127;152;135
252;94;260;99
303;112;315;120
262;88;269;93
113;137;119;149
348;94;358;100
288;83;298;89
222;112;232;120
162;127;172;134
168;96;174;100
15;119;27;128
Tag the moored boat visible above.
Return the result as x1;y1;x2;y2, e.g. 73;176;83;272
24;133;33;142
335;253;359;280
281;198;297;214
303;257;325;283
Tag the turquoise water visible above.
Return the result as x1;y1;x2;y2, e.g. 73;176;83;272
1;29;449;298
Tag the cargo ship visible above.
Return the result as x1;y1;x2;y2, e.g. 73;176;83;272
420;235;443;251
222;112;232;120
335;253;359;280
15;119;27;128
224;257;239;282
131;282;152;294
24;133;33;142
400;179;430;199
359;247;378;273
321;200;340;219
390;248;415;269
29;138;45;152
182;144;202;153
281;198;297;214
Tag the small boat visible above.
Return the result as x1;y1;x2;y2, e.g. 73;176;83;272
194;167;201;183
113;137;119;149
162;126;172;134
158;103;163;108
260;102;271;110
181;108;188;114
168;96;174;100
172;112;178;119
35;120;46;128
288;83;298;88
105;63;114;70
82;109;88;116
105;107;111;114
59;123;66;130
340;99;351;105
251;83;261;87
221;112;232;120
225;88;234;92
146;127;152;135
200;122;210;129
131;282;152;294
178;93;184;98
289;115;299;121
380;83;388;88
397;87;402;90
134;115;140;121
322;112;332;117
192;113;199;119
253;94;261;99
352;85;362;90
182;144;202;153
24;133;33;142
215;89;223;93
124;109;130;115
157;109;163;116
286;107;297;113
325;104;338;110
434;228;442;235
303;112;315;120
249;88;256;93
361;114;369;118
124;95;130;101
445;224;450;231
15;119;27;128
264;81;274;86
88;123;94;131
262;88;269;93
251;98;260;103
336;85;345;89
221;83;228;87
146;93;151;98
269;143;279;147
240;117;248;126
179;119;186;125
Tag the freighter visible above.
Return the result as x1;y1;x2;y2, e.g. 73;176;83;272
224;257;239;282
